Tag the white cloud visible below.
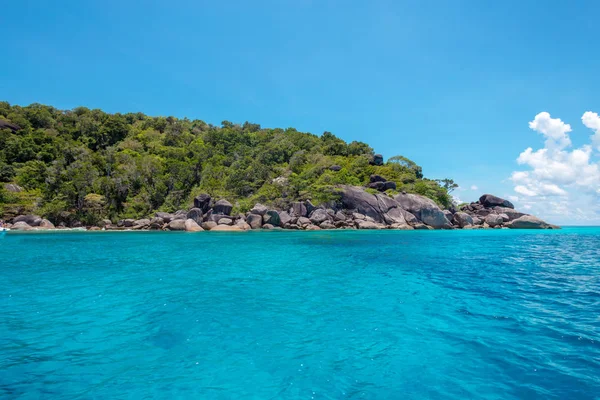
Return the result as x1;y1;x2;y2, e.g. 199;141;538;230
511;111;600;224
582;111;600;150
528;111;572;150
514;185;537;196
470;185;478;190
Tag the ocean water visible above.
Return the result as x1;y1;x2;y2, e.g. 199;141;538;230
0;229;599;399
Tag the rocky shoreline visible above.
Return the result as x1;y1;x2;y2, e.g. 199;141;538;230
4;184;558;232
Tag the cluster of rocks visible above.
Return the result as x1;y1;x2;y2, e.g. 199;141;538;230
7;215;57;231
452;194;558;229
3;188;558;232
366;174;397;192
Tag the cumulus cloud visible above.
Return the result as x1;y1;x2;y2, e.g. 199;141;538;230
470;185;478;190
582;111;600;150
528;111;572;149
511;111;600;223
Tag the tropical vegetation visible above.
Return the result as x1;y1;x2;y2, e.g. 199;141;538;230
0;102;455;225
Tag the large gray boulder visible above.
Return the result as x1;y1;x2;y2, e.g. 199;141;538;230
383;181;396;191
334;211;346;221
246;214;263;229
452;212;473;228
236;220;251;230
340;185;409;225
155;212;174;223
369;154;384;166
279;211;292;226
39;219;55;229
367;181;386;191
166;219;186;231
290;202;307;217
479;194;514;209
320;221;336;229
370;174;386;183
13;215;42;226
193;194;211;213
506;215;558;229
309;208;330;224
297;217;311;227
304;200;317;217
381;207;409;225
356;220;384;229
250;203;268;216
492;207;526;221
393;192;451;228
123;218;136;227
11;221;32;231
443;210;453;222
186;208;204;224
213;199;233;215
149;217;164;230
201;221;218;230
485;214;504;228
0;120;21;132
172;213;187;220
184;219;204;232
476;209;492;217
264;210;281;226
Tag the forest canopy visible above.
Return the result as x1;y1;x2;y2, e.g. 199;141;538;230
0;102;454;224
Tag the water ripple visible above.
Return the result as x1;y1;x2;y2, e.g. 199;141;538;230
1;228;599;399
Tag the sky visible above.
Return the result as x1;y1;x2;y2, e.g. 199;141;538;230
1;0;599;224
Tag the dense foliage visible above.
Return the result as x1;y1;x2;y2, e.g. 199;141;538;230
0;102;454;224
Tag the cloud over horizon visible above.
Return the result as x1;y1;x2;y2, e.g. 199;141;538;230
511;111;600;223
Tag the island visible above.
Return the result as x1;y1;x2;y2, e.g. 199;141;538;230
0;102;556;231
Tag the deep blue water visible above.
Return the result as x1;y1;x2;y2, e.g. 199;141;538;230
1;228;599;399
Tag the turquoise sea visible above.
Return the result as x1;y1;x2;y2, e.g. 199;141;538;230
1;228;599;399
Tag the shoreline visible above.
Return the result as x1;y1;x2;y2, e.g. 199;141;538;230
3;188;559;233
2;226;567;235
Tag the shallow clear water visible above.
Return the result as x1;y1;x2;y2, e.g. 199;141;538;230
1;228;599;399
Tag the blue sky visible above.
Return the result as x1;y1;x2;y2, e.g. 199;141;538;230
2;1;600;224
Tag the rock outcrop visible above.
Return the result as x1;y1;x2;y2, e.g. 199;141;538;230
369;154;384;166
193;194;211;213
213;199;233;215
452;212;473;228
184;219;203;232
393;193;451;229
186;208;204;224
4;184;557;232
506;215;558;229
166;219;186;231
339;185;411;225
479;194;514;209
456;195;557;230
13;215;42;226
11;221;32;230
0;120;21;132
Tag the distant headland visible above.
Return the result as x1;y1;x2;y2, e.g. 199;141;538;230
0;102;556;231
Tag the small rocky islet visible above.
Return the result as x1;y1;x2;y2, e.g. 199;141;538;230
5;180;558;232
